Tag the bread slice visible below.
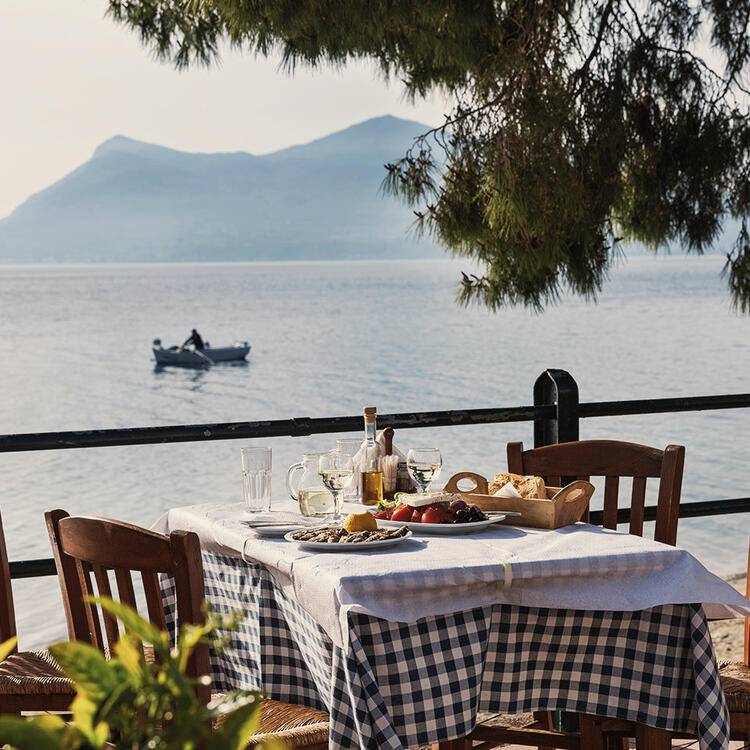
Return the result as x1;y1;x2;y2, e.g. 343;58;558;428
488;472;547;499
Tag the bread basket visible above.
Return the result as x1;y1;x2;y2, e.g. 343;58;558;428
443;472;594;530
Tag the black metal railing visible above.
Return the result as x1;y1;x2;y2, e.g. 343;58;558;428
4;368;750;579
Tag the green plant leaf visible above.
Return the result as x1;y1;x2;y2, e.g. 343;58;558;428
68;692;109;746
91;597;169;652
212;693;262;750
48;641;119;701
175;622;212;673
0;636;17;663
257;739;290;750
0;716;63;750
27;714;67;734
114;632;147;676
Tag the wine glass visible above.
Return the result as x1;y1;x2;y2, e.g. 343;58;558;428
318;450;354;521
406;448;442;494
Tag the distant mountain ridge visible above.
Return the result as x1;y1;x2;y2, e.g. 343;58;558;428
0;115;442;262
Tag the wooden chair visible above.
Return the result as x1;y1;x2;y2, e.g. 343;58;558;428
45;510;329;749
467;439;686;750
508;439;685;544
0;510;75;714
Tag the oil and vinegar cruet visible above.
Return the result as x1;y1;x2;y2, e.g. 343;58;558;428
360;406;384;505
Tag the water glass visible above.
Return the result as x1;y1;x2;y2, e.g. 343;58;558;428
241;447;272;512
336;438;362;501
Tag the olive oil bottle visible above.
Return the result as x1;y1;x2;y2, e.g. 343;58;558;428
360;406;384;505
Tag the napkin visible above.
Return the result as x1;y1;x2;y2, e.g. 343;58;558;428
492;482;523;498
348;430;417;494
243;512;319;527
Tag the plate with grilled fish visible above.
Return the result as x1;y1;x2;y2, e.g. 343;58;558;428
284;525;412;551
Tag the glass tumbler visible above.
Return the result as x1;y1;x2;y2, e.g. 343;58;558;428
241;447;272;512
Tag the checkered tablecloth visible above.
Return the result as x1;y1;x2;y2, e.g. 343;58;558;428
161;550;730;750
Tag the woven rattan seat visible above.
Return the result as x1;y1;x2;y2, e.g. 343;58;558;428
720;662;750;714
0;650;73;697
215;697;329;748
0;510;75;713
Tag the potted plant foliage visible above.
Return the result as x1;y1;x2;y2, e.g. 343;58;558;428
0;598;281;750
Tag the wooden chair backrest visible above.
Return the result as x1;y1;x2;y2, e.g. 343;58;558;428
45;510;209;701
0;512;17;646
507;440;685;545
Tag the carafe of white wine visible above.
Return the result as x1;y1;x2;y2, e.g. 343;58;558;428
286;453;334;517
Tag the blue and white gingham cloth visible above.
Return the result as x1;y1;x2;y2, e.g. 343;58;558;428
162;551;730;750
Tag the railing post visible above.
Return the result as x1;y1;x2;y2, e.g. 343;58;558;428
534;369;581;734
533;369;580;447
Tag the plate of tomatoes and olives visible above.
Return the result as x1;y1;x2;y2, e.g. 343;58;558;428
370;492;519;535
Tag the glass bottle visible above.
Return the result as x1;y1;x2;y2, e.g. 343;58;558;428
360;406;384;505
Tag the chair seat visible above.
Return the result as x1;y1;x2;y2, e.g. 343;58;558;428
215;695;329;747
720;661;750;714
0;650;74;696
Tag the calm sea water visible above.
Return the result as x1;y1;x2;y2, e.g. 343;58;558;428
1;255;748;648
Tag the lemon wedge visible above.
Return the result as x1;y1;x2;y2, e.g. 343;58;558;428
343;511;378;533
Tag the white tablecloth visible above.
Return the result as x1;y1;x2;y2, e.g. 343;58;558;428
153;500;750;648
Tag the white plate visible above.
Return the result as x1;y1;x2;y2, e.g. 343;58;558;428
376;517;507;535
284;529;413;551
251;524;308;538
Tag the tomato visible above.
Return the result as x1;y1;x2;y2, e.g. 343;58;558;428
411;508;422;522
391;504;415;522
421;506;450;524
373;510;391;519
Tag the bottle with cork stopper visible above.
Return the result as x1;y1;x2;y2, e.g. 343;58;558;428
360;406;384;505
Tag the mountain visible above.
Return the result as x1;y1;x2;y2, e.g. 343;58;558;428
0;116;442;262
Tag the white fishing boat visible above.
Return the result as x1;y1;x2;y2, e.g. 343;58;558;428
152;339;250;367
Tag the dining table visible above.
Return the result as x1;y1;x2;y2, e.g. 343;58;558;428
153;500;750;750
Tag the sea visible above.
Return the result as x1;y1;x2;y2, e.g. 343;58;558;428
0;254;748;649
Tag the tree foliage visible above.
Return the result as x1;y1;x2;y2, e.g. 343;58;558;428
107;0;750;310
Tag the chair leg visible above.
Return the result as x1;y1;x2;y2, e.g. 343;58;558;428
607;737;630;750
634;724;670;750
579;714;607;750
433;740;471;749
534;710;556;750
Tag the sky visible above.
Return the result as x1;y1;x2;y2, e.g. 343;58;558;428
0;1;448;218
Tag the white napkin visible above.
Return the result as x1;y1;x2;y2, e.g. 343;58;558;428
243;512;319;527
348;430;415;493
492;482;523;498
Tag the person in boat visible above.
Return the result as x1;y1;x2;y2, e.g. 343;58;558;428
182;328;205;350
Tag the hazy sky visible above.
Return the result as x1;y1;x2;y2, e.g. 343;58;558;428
1;1;448;218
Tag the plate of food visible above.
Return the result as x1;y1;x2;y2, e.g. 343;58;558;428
369;492;521;535
284;525;412;551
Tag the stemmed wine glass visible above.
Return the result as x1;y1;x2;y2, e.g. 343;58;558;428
318;450;354;521
406;448;442;494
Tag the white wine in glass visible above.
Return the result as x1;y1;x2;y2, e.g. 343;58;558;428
406;448;442;494
318;450;354;521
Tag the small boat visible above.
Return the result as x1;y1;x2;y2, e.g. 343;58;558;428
152;339;251;367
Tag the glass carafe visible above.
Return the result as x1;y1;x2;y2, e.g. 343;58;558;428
286;453;334;517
